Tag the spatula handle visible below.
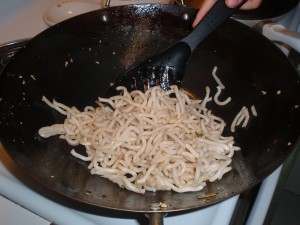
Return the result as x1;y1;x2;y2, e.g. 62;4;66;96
182;0;247;51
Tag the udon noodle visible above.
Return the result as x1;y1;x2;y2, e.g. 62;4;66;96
38;85;240;194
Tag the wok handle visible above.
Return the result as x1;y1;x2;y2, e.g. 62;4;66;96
145;213;167;225
181;0;247;51
105;0;111;7
262;23;300;53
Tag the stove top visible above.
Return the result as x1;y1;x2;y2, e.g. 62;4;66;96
0;0;293;224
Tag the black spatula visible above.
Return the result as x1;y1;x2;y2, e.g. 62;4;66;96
107;0;247;96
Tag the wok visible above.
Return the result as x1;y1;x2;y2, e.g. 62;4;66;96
0;3;299;222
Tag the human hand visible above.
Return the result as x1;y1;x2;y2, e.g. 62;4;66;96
192;0;262;27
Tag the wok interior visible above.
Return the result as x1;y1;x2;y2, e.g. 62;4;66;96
0;4;299;213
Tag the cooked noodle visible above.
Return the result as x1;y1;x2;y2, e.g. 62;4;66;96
230;106;250;132
214;86;231;106
250;105;258;117
38;85;240;194
212;66;225;89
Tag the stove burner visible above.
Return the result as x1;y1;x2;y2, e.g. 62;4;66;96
0;39;29;73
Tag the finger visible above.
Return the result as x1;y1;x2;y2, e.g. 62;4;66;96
226;0;262;9
192;0;217;28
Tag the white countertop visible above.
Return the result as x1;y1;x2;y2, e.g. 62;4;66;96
0;0;51;44
0;195;51;225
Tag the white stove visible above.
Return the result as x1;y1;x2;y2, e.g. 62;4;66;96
0;0;297;225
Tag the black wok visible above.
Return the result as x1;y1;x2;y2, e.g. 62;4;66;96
0;3;299;220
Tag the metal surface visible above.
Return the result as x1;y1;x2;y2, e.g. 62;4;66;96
0;4;299;215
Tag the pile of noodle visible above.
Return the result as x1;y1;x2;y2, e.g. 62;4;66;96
38;85;240;194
